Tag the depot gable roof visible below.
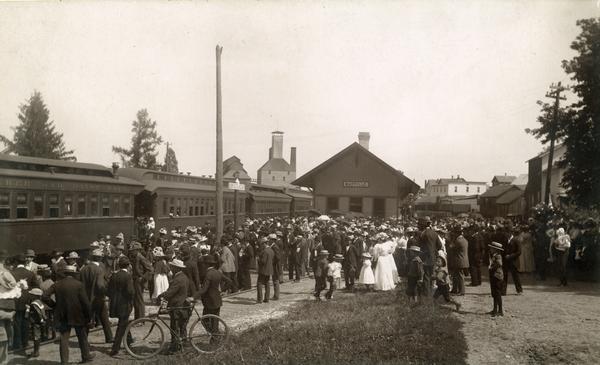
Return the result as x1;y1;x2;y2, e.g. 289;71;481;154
292;142;419;192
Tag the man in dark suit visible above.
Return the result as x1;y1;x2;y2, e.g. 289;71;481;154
418;217;443;296
107;256;134;357
343;236;359;291
180;244;200;296
270;235;282;300
11;254;39;353
129;241;153;319
157;259;192;353
448;226;469;295
256;238;274;303
80;249;113;344
46;265;94;364
196;255;231;333
502;228;523;295
237;240;254;290
468;227;485;286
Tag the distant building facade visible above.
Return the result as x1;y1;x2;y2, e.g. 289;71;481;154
525;143;567;210
492;174;516;186
424;176;488;197
257;131;296;187
223;156;252;185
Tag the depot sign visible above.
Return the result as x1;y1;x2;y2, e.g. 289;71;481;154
343;181;369;188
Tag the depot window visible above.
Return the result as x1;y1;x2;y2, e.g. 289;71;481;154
90;196;98;217
123;197;131;216
49;194;59;218
77;196;86;216
102;196;110;217
113;196;120;216
33;194;44;217
16;193;28;219
0;192;9;219
63;195;73;217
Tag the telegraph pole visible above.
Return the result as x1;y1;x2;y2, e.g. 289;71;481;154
216;45;224;243
543;81;567;205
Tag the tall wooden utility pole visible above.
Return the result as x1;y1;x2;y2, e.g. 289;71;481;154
543;81;567;205
215;45;224;243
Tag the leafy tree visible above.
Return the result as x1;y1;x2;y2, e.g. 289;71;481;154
161;143;179;173
0;91;75;161
113;109;163;169
559;18;600;207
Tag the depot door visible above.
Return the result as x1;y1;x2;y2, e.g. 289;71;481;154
373;198;385;217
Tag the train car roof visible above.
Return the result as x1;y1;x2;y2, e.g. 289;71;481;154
0;154;143;187
0;154;111;174
119;167;244;193
0;167;144;187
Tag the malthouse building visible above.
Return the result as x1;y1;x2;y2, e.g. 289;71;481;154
293;133;419;218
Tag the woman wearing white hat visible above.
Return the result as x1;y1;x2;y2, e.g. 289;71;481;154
151;247;170;299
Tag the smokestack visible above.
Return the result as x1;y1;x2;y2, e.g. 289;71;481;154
271;131;284;159
358;132;370;150
269;147;273;160
290;147;296;171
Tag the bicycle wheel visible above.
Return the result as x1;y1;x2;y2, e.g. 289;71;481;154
124;318;166;360
188;314;230;353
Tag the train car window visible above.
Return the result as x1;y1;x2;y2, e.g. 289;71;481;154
123;197;131;216
48;194;59;217
162;198;167;216
63;195;73;217
102;196;110;216
90;196;98;216
113;197;120;216
16;193;28;219
209;199;214;215
188;203;193;216
0;192;10;219
183;199;188;216
77;196;86;216
33;194;44;217
194;206;199;216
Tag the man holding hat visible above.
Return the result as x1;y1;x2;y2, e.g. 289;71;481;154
80;249;113;343
46;265;94;363
157;258;191;353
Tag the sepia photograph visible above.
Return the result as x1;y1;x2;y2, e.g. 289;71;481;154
0;1;599;364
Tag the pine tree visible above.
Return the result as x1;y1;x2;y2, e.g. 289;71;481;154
112;109;163;169
161;143;179;173
559;18;600;207
0;91;75;161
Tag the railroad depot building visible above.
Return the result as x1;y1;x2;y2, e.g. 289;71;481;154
292;133;419;218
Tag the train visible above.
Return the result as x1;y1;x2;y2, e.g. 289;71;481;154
0;154;313;255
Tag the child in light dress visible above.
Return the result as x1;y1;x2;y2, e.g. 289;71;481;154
325;254;343;299
359;252;375;291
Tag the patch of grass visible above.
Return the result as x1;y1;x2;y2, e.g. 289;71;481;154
148;291;468;365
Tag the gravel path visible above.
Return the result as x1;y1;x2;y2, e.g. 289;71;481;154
7;277;316;365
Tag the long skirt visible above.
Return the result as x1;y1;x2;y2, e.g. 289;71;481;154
152;274;169;299
373;255;398;291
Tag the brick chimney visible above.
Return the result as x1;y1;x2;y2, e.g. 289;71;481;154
271;131;284;159
358;132;370;150
290;147;296;171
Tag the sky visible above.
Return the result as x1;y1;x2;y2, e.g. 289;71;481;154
0;1;598;187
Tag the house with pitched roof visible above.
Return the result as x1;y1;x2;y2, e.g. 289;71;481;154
257;131;296;187
292;132;419;218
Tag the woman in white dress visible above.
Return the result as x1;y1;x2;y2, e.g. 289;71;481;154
373;234;399;291
517;227;535;273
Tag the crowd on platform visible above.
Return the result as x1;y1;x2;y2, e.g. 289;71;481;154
0;209;598;364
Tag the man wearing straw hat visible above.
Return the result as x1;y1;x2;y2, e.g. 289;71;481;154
157;258;192;353
80;249;113;344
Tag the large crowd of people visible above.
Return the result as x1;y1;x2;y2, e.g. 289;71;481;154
0;209;598;364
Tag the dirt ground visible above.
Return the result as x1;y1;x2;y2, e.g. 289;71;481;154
455;273;600;365
7;273;600;364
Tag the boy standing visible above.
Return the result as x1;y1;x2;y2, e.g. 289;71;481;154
406;246;424;304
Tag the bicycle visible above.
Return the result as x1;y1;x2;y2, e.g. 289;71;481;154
123;299;230;360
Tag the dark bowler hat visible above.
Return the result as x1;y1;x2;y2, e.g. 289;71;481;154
24;249;36;258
